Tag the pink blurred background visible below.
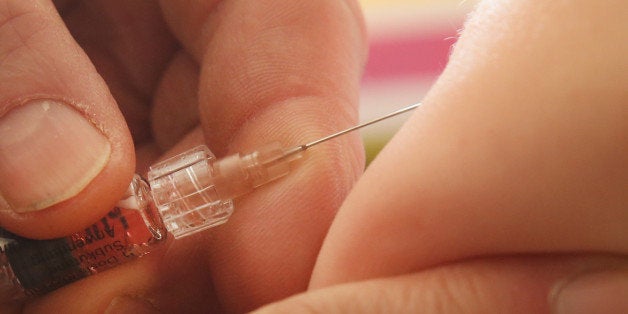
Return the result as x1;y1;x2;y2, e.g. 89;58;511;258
358;0;477;162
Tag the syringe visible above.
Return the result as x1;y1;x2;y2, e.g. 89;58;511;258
0;103;419;301
148;103;420;238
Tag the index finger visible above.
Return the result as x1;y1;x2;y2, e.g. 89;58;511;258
163;0;368;310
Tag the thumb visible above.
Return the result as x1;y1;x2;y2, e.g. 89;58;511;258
0;0;134;238
253;256;628;314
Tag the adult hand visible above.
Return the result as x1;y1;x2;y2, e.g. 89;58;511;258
0;0;366;312
259;0;628;313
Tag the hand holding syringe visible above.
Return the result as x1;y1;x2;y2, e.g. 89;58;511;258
0;103;419;301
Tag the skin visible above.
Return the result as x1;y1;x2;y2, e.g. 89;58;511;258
263;0;628;312
1;0;626;313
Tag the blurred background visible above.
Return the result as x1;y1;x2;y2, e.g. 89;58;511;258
357;0;477;163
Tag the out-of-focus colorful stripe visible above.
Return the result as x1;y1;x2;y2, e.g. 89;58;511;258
364;33;454;81
357;0;477;163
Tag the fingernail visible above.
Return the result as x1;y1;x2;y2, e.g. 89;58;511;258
0;99;111;212
105;296;160;314
552;269;628;314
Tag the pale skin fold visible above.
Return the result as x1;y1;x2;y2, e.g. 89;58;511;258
0;0;626;313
